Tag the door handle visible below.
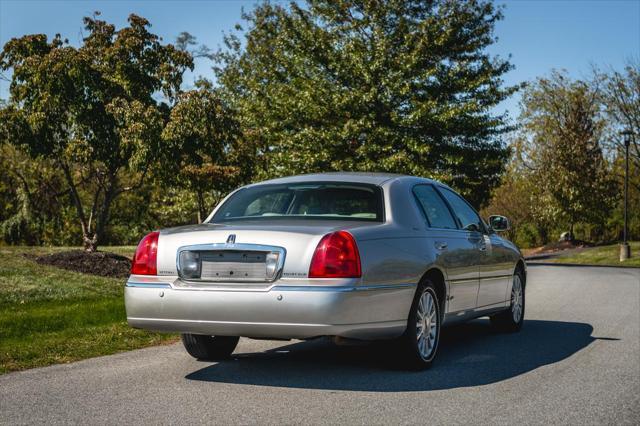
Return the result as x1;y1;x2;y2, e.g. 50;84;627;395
435;241;448;251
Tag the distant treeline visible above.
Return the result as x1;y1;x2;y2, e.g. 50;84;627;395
0;1;637;250
482;67;640;247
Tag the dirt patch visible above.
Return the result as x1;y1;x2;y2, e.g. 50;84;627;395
27;250;132;278
525;240;594;257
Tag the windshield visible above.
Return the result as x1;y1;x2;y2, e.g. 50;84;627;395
211;182;384;223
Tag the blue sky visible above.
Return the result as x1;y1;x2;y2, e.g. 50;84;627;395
1;0;639;119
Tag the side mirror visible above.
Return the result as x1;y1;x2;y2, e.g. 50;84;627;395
489;215;510;232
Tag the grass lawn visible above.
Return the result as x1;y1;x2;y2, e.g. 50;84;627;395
546;241;640;267
0;246;177;374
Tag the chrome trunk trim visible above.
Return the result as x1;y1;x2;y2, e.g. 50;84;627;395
175;242;286;283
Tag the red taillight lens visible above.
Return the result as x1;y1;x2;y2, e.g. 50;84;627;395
131;231;159;275
309;231;361;278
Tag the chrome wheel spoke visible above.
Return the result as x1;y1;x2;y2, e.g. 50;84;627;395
511;276;523;322
416;291;438;359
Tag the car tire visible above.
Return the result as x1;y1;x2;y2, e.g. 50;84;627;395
181;334;240;360
400;281;441;370
490;269;525;332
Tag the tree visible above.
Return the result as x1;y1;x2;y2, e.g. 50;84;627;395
161;80;255;222
214;0;518;207
598;61;640;192
482;144;565;246
0;14;193;251
595;61;640;240
482;158;535;244
0;144;66;244
175;31;215;60
516;71;617;237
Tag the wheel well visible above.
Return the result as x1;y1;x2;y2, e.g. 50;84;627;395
515;260;526;286
421;268;446;309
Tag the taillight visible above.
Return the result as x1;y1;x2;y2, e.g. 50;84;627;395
309;231;361;278
131;231;159;275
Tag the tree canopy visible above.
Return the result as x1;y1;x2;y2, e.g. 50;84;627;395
214;0;518;207
599;61;640;192
0;5;636;249
0;14;193;250
161;80;255;222
509;71;616;237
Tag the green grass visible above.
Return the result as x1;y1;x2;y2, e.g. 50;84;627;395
547;241;640;267
0;246;177;374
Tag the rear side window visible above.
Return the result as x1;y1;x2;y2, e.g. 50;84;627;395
413;185;457;229
439;187;484;233
212;182;384;222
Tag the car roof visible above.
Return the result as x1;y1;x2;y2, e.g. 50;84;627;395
250;172;439;187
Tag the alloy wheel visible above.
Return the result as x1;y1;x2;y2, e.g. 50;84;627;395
511;274;523;323
416;290;438;359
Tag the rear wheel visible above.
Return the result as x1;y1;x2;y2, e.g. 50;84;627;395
490;270;525;332
181;334;239;360
399;281;441;370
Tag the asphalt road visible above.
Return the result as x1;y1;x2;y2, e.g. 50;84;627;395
1;265;639;425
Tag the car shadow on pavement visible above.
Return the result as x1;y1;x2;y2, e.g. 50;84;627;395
185;319;604;392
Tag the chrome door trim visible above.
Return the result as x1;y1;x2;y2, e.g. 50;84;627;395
447;278;478;284
479;273;513;281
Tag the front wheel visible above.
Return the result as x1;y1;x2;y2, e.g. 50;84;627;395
490;269;525;332
181;334;239;360
399;282;441;370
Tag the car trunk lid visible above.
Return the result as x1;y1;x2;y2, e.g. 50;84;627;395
155;221;371;282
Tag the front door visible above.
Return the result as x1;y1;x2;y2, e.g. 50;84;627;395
477;233;513;308
438;187;511;309
413;185;479;313
437;187;491;312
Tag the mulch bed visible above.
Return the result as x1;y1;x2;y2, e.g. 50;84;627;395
27;250;132;278
525;239;594;257
539;239;593;252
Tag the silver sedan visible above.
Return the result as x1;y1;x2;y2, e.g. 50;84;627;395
125;173;526;369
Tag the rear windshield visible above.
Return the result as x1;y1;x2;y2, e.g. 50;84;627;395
211;182;384;223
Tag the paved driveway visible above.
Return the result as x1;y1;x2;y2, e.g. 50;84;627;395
1;265;639;425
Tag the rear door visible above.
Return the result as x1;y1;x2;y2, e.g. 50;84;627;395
413;185;479;313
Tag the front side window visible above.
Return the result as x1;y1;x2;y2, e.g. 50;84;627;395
439;187;484;233
413;185;457;229
211;182;384;223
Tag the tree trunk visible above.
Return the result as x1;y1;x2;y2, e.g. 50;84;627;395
569;223;575;241
196;191;206;224
83;234;98;252
93;173;118;252
60;162;95;251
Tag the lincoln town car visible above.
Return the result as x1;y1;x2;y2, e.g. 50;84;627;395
125;173;526;369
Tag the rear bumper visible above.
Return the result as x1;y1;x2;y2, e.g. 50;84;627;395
124;277;415;340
